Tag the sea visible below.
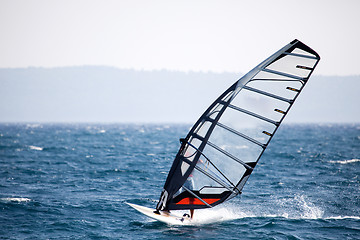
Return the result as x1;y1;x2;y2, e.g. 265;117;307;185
0;123;359;239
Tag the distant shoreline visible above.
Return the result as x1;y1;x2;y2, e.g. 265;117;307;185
1;66;359;123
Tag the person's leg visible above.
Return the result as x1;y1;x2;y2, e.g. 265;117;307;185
190;209;194;219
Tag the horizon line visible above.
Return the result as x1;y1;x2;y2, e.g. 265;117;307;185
0;65;359;77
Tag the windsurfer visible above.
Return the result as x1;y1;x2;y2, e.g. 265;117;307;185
183;174;195;219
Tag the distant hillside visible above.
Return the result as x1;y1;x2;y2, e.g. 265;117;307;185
0;66;359;123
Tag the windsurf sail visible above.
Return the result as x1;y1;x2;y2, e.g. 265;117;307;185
156;39;320;211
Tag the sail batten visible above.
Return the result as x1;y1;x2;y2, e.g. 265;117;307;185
285;52;318;59
183;139;237;187
243;86;293;103
252;78;305;82
194;165;235;192
215;122;266;148
262;68;305;80
228;104;279;126
207;140;254;170
155;39;320;211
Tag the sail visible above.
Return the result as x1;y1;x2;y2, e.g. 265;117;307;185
156;39;320;211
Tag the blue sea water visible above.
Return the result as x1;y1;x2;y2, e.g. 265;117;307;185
0;123;359;239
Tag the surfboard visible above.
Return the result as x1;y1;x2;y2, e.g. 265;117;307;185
126;202;193;225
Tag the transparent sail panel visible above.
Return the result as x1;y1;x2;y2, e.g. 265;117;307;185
230;87;291;122
183;137;202;161
246;80;302;100
266;55;317;79
197;143;247;187
193;120;212;139
254;71;294;81
218;108;275;145
208;124;264;163
291;48;317;58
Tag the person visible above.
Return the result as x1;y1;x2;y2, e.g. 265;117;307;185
183;174;195;219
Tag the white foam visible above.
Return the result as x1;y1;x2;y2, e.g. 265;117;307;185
25;124;42;129
325;216;360;220
194;206;246;224
171;206;245;225
0;197;31;203
329;159;360;164
29;145;43;151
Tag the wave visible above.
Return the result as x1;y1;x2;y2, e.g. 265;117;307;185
329;159;360;164
28;145;43;151
0;197;31;203
325;216;360;220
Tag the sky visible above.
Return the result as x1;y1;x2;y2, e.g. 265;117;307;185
0;0;359;123
0;0;360;75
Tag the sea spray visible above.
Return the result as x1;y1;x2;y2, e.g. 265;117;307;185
275;194;324;219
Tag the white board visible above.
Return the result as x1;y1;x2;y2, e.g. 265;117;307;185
126;202;193;225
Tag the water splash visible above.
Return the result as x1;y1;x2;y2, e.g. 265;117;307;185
275;194;324;219
194;206;246;224
169;206;246;225
186;194;325;224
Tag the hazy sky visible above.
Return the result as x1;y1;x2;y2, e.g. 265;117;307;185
0;0;359;75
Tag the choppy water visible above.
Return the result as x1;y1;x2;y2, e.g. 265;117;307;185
1;123;359;239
